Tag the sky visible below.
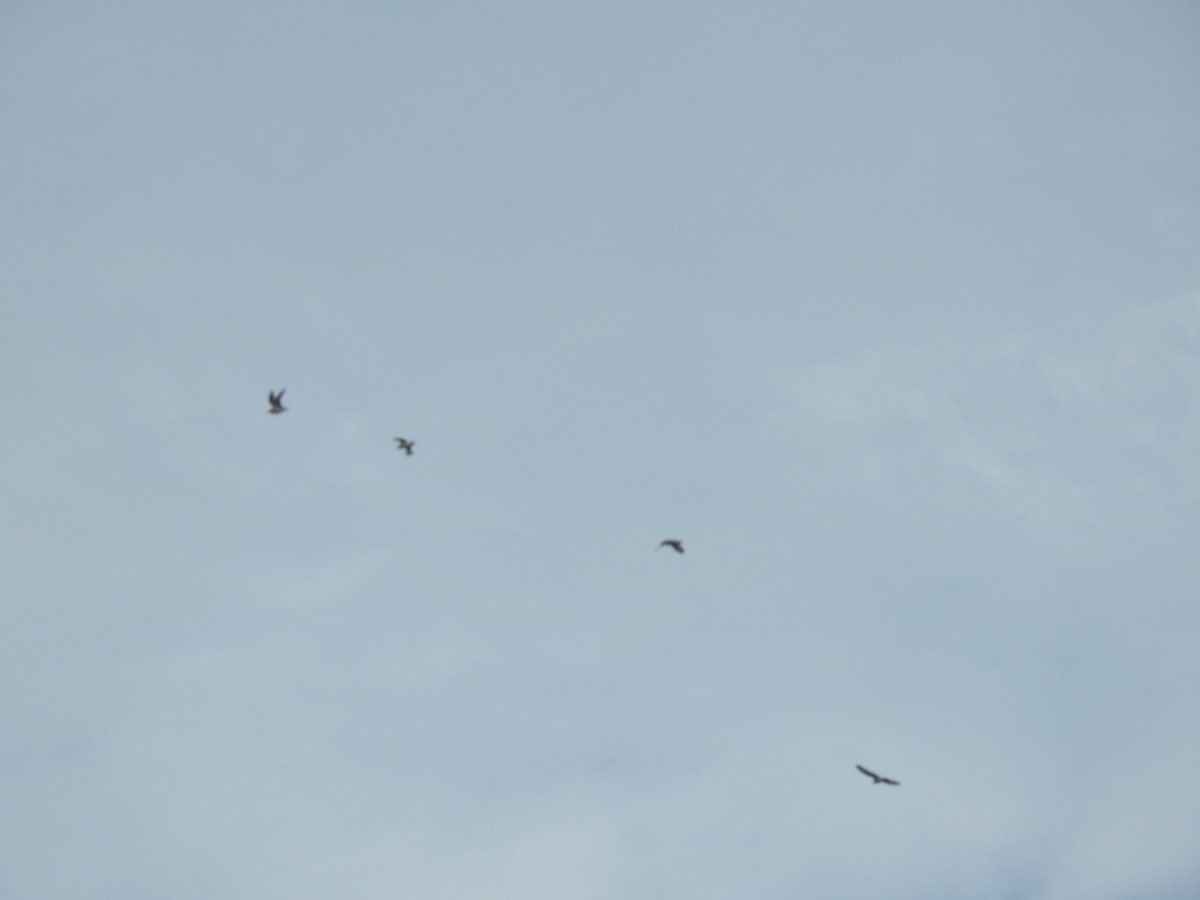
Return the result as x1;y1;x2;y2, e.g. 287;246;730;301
2;2;1200;898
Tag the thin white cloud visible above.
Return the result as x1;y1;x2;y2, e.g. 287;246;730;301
769;294;1200;550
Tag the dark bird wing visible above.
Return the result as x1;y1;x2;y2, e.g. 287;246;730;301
856;764;879;780
880;777;900;785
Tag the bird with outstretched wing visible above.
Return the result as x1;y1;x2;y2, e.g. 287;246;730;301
856;764;899;786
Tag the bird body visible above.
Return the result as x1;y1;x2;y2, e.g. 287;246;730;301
659;539;684;554
394;437;415;456
856;764;899;786
268;389;287;414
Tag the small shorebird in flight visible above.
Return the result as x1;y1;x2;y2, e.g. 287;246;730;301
268;389;287;414
658;539;684;554
394;437;415;456
856;764;900;786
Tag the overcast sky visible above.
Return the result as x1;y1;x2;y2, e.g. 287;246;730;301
2;2;1200;898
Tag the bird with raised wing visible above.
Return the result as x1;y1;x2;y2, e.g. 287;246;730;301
658;539;684;554
268;389;287;414
394;437;415;456
856;764;899;786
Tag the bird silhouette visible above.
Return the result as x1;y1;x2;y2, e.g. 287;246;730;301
268;389;287;414
658;539;684;554
856;764;899;786
394;437;415;456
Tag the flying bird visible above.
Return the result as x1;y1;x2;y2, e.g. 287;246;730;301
394;437;415;456
658;539;684;554
856;764;899;786
268;389;287;414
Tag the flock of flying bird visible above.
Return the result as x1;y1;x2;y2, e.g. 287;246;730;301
267;387;902;790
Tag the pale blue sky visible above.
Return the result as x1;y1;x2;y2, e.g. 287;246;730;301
2;3;1199;898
